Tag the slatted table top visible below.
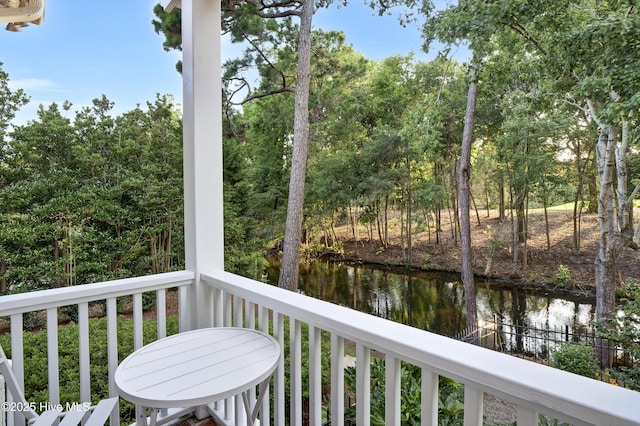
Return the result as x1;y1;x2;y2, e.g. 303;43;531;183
114;327;281;408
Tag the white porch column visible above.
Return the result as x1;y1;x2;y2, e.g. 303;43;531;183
181;0;224;330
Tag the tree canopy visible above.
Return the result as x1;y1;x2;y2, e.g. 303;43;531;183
3;2;640;366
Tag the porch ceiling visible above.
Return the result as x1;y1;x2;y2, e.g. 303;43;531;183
0;0;45;29
161;0;182;12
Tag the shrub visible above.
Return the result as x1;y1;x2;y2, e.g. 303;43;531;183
344;359;465;425
596;279;640;361
554;265;571;287
603;367;640;391
550;343;599;378
595;279;640;390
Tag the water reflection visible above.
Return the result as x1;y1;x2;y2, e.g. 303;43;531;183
265;259;595;337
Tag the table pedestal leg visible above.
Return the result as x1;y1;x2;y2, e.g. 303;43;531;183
135;404;148;426
150;408;160;426
194;405;209;420
241;376;272;426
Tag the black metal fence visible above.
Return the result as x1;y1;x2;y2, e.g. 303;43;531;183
455;316;637;370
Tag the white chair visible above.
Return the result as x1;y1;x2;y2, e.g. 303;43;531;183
0;344;118;426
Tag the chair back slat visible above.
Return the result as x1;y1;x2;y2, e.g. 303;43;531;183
83;398;119;426
31;410;62;426
57;409;87;426
0;344;38;421
0;344;118;426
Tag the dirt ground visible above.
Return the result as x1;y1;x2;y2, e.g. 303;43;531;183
331;209;640;295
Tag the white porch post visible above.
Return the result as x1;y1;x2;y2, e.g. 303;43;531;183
181;0;224;330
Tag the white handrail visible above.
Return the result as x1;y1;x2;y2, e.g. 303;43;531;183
0;270;194;426
0;271;194;316
203;269;640;426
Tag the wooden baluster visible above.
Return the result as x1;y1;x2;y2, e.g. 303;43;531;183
46;308;60;405
79;302;91;403
421;369;439;424
330;334;344;426
356;343;370;426
385;356;400;425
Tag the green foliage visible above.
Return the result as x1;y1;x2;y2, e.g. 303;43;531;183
341;357;577;426
550;343;599;378
0;64;269;293
281;321;332;400
0;316;179;422
595;279;640;390
344;359;465;425
554;265;571;287
537;416;571;426
603;367;640;392
0;62;28;140
151;4;182;73
223;135;269;277
596;279;640;362
0;94;185;293
438;377;465;425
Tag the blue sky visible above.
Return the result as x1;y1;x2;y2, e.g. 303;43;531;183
2;1;465;124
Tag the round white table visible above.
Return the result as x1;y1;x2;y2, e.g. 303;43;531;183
114;327;281;426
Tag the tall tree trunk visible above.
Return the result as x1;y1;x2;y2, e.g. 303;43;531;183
374;201;380;244
451;164;460;246
484;177;491;218
406;183;413;263
543;201;551;252
515;191;527;244
400;202;406;260
588;157;599;214
330;212;338;245
435;163;442;245
523;193;528;270
151;235;158;274
510;188;518;268
573;140;586;254
594;126;620;368
436;204;442;245
278;0;313;291
405;148;413;263
53;231;62;288
384;194;389;247
166;216;173;270
498;168;506;222
447;200;455;240
573;193;582;254
350;205;358;258
597;119;640;367
460;80;478;330
470;189;481;226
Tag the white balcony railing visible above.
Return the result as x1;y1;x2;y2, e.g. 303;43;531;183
202;270;640;426
1;269;640;426
0;271;194;426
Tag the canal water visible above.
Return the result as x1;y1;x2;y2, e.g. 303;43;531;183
264;259;596;338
